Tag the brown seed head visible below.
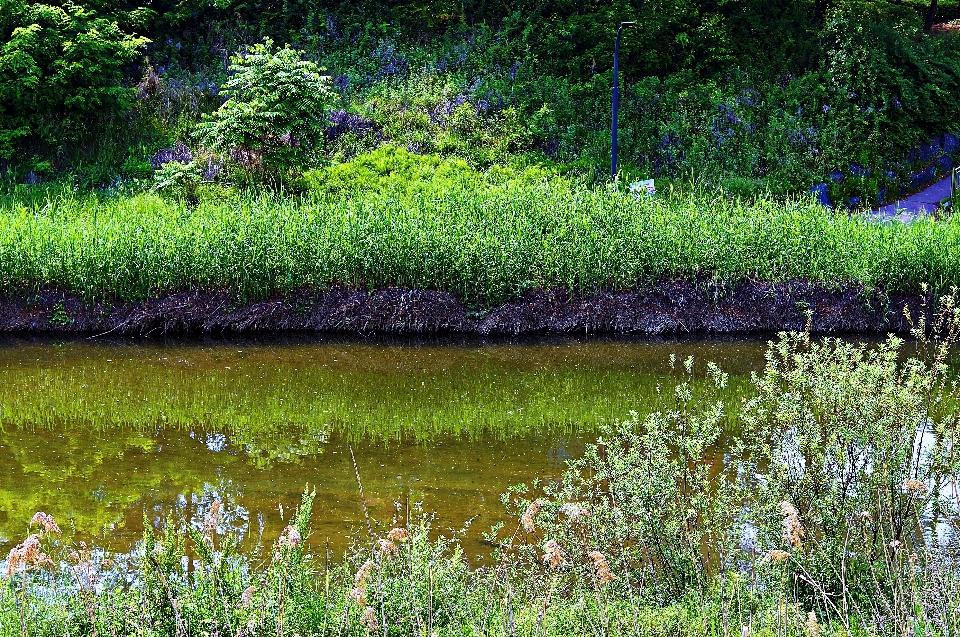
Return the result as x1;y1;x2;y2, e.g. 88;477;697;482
354;560;376;587
378;538;398;557
6;535;50;576
278;525;302;548
766;550;791;563
30;512;61;536
542;539;565;569
587;550;615;584
240;585;258;608
560;503;589;521
349;586;368;606
362;605;378;631
780;501;805;549
386;527;410;542
521;500;542;534
204;501;222;535
904;479;928;495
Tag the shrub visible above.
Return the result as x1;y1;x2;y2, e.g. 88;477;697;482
743;299;960;632
0;1;148;159
196;38;337;180
501;356;738;604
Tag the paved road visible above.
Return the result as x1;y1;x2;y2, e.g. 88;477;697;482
872;175;954;222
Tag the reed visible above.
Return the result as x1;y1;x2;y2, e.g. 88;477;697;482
2;178;959;305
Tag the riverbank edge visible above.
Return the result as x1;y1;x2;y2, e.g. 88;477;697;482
0;279;926;336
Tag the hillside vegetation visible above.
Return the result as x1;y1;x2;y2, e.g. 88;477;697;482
1;0;959;203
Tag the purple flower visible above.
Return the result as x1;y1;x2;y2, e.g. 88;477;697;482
324;110;381;143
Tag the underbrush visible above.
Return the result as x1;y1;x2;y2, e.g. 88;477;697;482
1;161;960;304
3;299;960;635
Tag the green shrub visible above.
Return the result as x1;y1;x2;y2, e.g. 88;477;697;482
502;356;737;604
742;303;960;630
0;0;148;159
196;38;337;180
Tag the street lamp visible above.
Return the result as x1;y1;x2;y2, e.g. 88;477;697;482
611;21;635;180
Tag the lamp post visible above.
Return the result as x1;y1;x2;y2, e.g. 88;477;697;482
611;21;635;180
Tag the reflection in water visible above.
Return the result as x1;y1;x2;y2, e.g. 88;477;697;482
0;335;768;557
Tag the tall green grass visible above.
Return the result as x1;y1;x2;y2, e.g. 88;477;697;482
1;179;958;304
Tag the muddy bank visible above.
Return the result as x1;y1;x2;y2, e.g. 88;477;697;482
0;280;924;336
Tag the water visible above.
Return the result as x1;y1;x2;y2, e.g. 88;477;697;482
0;335;769;559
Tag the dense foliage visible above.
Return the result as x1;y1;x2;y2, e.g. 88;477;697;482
0;0;958;201
0;0;147;158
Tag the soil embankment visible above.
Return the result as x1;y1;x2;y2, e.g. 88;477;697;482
0;280;924;336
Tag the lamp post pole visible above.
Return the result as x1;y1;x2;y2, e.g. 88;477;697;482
611;21;635;180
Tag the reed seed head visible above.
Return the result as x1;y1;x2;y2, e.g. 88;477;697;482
204;501;222;535
30;512;61;536
354;559;376;587
362;605;378;631
560;503;589;521
278;525;302;548
521;500;542;534
904;479;928;494
542;539;565;569
587;550;615;584
765;550;791;563
378;538;398;557
780;501;805;549
240;585;258;608
6;534;52;576
386;527;410;542
349;587;368;606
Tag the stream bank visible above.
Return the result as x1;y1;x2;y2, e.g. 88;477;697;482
0;279;923;335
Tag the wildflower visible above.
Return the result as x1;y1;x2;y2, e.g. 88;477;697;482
278;525;301;549
560;503;589;521
521;500;542;534
764;550;791;563
890;540;903;551
30;512;61;535
386;527;410;542
587;550;615;584
240;585;258;608
378;539;398;558
780;501;805;549
904;479;928;494
542;539;565;569
362;605;378;631
203;501;222;535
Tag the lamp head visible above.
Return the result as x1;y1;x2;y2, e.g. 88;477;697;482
621;21;636;27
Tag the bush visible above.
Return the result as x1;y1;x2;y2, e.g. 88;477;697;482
741;301;960;631
196;38;337;180
501;356;738;604
0;1;148;159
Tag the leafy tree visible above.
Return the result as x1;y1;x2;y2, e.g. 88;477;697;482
0;0;148;159
196;39;337;178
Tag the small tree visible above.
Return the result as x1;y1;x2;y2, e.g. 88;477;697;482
196;38;336;179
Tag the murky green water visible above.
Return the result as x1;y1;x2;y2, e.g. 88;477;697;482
0;336;769;558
